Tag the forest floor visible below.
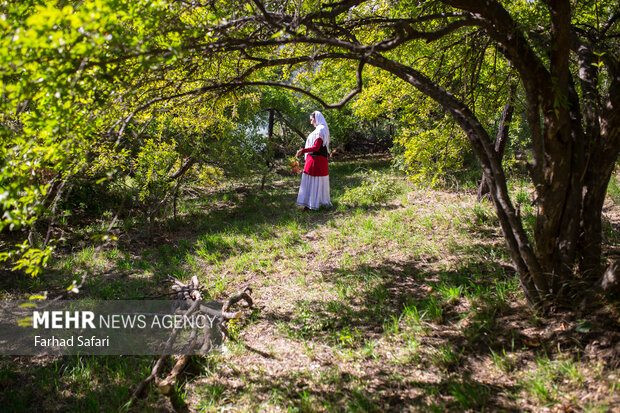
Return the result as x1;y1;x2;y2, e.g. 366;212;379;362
1;155;619;412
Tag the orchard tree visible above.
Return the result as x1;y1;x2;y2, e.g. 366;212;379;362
0;1;267;273
164;0;618;306
2;0;619;307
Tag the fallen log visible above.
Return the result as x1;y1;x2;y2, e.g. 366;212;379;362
131;276;253;400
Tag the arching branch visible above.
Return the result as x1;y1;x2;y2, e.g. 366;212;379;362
365;52;547;303
230;60;365;109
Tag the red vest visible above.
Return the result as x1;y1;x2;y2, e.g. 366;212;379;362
300;138;329;176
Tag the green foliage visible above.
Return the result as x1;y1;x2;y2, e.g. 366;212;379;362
490;347;516;373
0;0;266;274
0;355;157;412
607;170;620;204
449;380;489;410
392;112;470;186
7;241;53;277
432;345;463;370
133;138;179;205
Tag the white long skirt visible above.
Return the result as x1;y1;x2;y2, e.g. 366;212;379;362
296;173;332;210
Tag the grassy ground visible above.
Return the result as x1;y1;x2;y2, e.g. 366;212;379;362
1;155;619;412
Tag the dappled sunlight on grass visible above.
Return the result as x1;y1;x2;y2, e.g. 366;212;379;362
1;155;618;412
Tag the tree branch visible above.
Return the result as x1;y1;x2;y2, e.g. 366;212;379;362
228;59;366;110
273;110;306;141
440;0;553;105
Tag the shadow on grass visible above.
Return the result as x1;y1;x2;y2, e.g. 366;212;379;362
248;258;540;411
275;258;526;350
197;351;520;412
0;355;170;412
242;252;620;410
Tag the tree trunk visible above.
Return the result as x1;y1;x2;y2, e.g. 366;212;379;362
260;109;276;191
478;82;516;202
439;0;618;307
575;38;620;279
267;108;274;141
367;54;546;305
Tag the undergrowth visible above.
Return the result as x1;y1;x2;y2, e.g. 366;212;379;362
1;155;618;412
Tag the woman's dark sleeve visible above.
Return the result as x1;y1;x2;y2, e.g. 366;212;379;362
300;138;323;154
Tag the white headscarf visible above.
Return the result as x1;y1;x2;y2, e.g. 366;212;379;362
304;111;330;158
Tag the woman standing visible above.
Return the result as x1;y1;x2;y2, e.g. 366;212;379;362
295;111;332;210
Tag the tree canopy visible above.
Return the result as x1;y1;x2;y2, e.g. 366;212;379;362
1;0;618;306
